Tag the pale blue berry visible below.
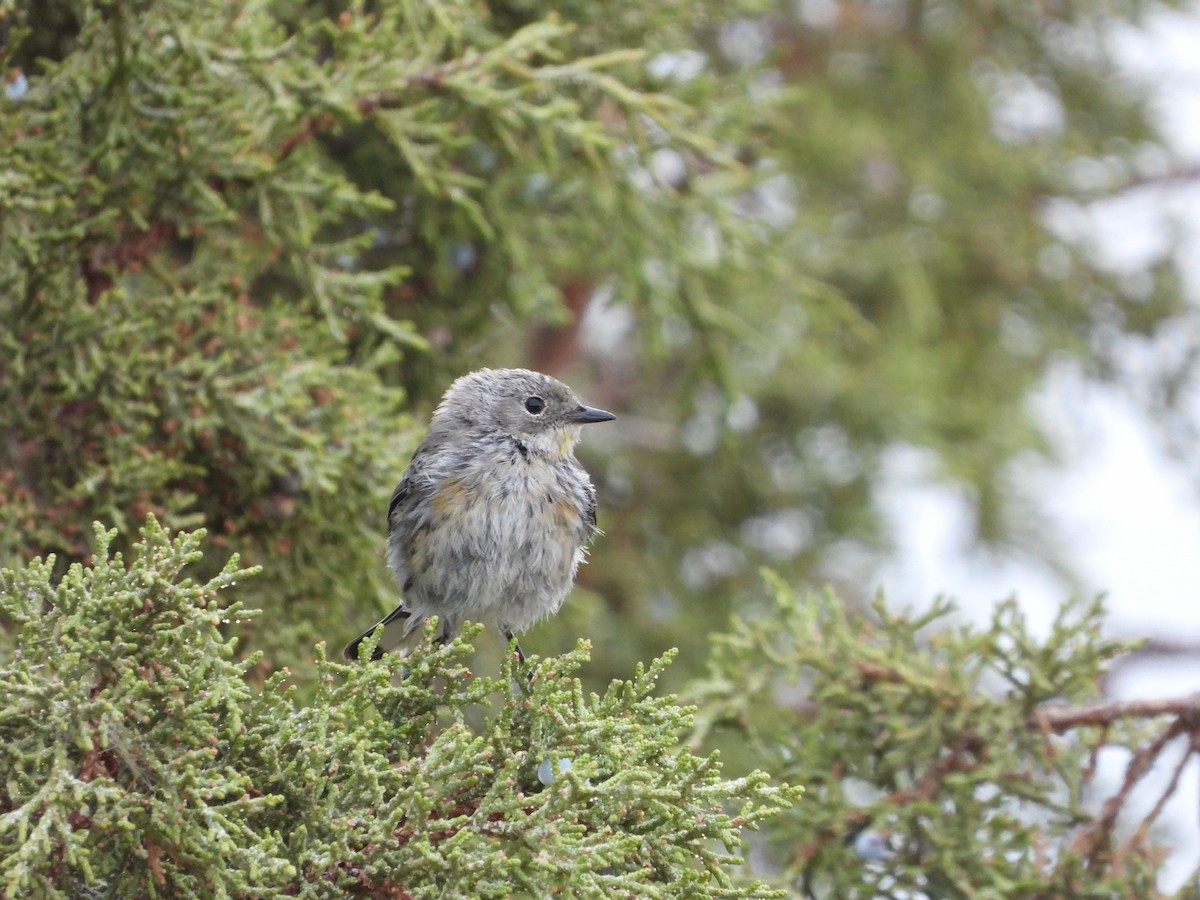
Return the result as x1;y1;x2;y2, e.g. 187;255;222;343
853;830;889;861
537;756;573;786
5;72;29;101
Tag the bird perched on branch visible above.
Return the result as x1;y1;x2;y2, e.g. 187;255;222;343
343;368;616;663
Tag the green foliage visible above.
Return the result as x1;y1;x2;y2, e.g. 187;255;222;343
0;519;269;896
688;574;1172;897
0;0;776;683
4;0;1198;685
4;0;1200;894
0;521;797;897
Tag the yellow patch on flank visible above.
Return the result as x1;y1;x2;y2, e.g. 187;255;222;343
552;496;580;527
432;477;470;514
409;540;429;577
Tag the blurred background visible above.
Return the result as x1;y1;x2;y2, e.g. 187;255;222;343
5;0;1200;889
871;9;1200;888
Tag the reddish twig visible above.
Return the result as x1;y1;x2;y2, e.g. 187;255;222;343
793;695;1200;880
793;735;985;868
1114;731;1200;870
1105;165;1200;198
1042;695;1200;869
144;837;167;885
275;72;454;162
81;220;180;303
1072;717;1190;864
1033;696;1200;731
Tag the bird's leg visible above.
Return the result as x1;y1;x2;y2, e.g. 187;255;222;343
503;628;534;694
502;629;526;665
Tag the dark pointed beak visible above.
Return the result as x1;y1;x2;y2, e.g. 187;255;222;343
566;404;616;425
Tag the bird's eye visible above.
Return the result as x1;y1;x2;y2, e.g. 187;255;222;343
524;396;545;415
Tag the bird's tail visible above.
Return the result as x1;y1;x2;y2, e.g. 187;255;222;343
342;605;424;661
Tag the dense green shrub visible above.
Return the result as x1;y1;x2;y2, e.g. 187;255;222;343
0;520;795;897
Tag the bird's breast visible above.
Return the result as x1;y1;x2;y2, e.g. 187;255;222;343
431;458;587;555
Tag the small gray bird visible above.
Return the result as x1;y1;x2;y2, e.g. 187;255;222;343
343;368;616;663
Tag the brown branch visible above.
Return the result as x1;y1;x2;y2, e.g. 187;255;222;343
1072;718;1189;865
793;735;985;868
1106;165;1200;198
80;219;181;303
1102;640;1200;692
1033;696;1200;732
276;112;338;161
1114;730;1200;870
144;837;167;885
276;94;391;161
1040;695;1200;869
275;69;458;162
1039;166;1200;206
793;697;1200;876
1081;722;1109;783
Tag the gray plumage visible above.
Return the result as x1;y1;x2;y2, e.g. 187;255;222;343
343;368;615;662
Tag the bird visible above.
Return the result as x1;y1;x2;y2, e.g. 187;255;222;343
343;367;616;663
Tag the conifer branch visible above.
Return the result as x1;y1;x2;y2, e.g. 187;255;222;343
1033;696;1200;731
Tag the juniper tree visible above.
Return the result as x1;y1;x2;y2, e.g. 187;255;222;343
5;0;1200;685
0;0;780;681
5;0;1200;896
688;575;1200;896
5;522;1197;896
0;520;797;897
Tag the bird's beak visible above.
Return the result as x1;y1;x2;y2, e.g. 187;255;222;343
566;404;616;424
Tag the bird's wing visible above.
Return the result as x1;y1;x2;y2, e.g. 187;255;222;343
583;478;599;537
387;474;413;530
